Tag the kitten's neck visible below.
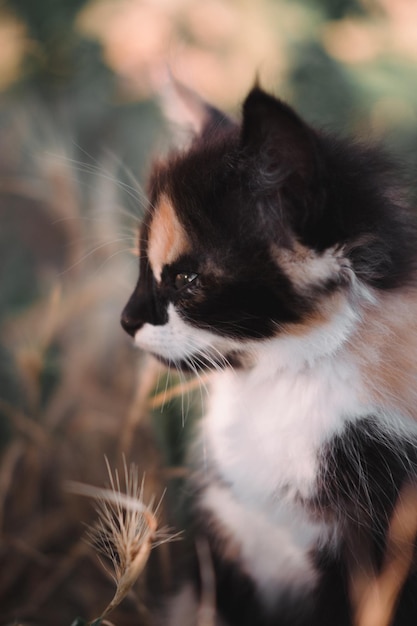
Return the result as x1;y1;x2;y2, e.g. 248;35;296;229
244;291;362;377
203;343;371;512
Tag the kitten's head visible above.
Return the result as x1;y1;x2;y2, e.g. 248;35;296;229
121;87;415;371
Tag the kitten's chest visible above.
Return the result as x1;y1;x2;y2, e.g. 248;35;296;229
203;356;369;509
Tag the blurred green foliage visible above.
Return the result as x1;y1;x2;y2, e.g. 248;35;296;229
8;0;90;86
309;0;365;20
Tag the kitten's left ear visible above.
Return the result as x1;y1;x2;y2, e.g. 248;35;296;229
158;73;233;147
241;87;319;185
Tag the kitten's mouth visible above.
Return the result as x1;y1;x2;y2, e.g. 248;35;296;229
149;351;224;373
149;349;248;372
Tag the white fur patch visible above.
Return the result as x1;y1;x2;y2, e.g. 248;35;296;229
200;483;321;606
202;345;372;513
134;304;233;363
274;241;348;293
258;291;361;372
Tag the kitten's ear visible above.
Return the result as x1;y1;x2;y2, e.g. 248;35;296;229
159;73;233;147
241;87;318;184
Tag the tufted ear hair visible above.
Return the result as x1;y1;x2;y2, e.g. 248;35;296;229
241;87;325;233
241;87;320;186
158;72;233;148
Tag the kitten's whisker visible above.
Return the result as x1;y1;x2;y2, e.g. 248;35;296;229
59;238;137;275
101;147;154;207
207;345;234;371
43;150;148;212
184;357;208;415
93;247;141;275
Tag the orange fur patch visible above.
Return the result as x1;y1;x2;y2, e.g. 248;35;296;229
147;194;190;280
282;291;344;338
348;289;417;420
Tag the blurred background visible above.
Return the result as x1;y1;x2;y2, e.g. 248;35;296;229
1;0;417;623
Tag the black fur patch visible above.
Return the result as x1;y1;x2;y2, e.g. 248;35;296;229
190;502;353;626
314;417;417;536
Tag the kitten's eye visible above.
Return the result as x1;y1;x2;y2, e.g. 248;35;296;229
174;272;198;290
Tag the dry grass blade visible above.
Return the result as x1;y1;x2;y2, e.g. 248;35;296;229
0;399;48;446
68;457;176;621
148;374;211;410
118;357;161;455
24;539;91;614
353;483;417;626
0;440;25;532
196;538;216;626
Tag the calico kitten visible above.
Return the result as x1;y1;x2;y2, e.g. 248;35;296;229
121;86;417;625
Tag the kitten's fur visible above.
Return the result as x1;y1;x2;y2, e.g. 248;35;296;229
121;87;417;625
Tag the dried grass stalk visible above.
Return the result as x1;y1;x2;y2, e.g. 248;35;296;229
195;538;216;626
149;374;211;410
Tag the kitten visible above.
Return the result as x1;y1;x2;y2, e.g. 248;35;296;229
121;86;417;625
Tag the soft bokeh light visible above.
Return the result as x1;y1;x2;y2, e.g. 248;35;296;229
76;0;286;105
0;10;28;89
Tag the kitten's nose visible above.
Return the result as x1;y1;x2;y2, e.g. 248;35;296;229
121;286;168;336
120;312;142;337
121;288;148;337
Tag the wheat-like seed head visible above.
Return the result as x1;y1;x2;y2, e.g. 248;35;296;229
68;456;178;621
